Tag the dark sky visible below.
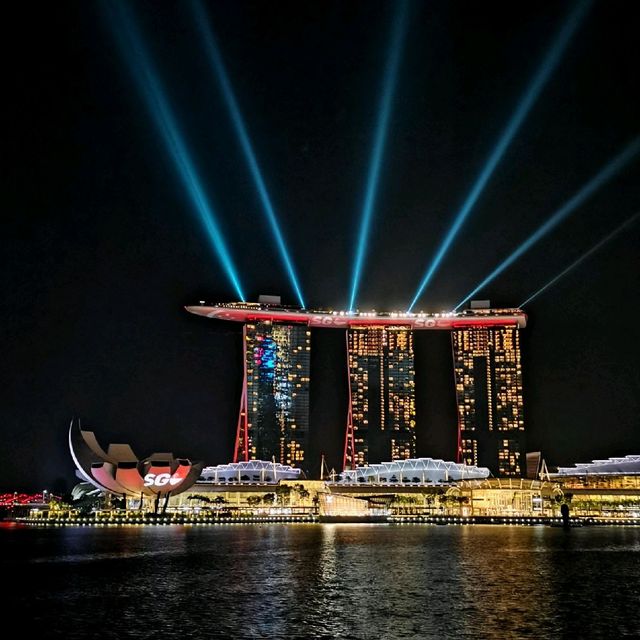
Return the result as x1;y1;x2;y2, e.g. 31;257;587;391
3;1;639;492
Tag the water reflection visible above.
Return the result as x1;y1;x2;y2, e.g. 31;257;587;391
3;524;640;639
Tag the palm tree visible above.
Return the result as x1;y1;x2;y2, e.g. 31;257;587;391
275;485;292;506
246;495;262;507
294;484;310;503
423;494;435;514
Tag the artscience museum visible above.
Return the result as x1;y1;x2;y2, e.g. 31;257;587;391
69;421;202;499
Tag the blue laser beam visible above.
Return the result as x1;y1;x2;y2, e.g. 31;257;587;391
104;2;245;301
407;0;593;312
519;211;639;307
454;136;640;310
191;1;305;308
348;0;410;313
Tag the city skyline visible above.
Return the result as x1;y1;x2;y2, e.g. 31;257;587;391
3;1;639;491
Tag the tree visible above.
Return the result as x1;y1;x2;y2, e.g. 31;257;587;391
392;494;421;514
275;485;292;506
246;495;262;507
294;484;310;502
423;494;436;513
72;493;105;515
263;493;276;505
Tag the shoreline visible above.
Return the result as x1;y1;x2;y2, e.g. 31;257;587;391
7;514;640;528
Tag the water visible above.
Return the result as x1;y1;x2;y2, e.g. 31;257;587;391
3;523;640;639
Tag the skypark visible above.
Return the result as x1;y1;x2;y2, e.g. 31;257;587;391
186;301;527;330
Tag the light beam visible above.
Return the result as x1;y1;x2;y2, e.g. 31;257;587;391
348;0;410;312
454;136;640;310
407;0;592;312
191;1;305;308
519;211;639;307
104;2;245;300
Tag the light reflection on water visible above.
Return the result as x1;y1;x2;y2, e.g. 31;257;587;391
3;524;640;639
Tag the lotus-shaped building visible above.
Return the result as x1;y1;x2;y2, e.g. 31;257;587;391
69;421;202;497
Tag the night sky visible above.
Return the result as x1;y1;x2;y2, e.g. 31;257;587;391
4;1;639;492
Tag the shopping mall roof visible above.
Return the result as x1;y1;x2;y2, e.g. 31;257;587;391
339;458;490;484
198;460;302;484
554;455;640;476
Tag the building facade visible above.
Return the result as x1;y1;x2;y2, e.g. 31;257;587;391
452;326;524;476
188;301;528;476
236;321;311;468
344;326;416;468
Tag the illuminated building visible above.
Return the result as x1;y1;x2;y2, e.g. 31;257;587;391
451;478;561;517
235;321;311;468
550;456;640;517
452;324;525;476
344;326;416;467
68;421;202;498
318;493;391;521
187;301;527;473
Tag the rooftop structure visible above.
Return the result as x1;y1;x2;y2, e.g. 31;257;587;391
553;455;640;476
198;460;302;484
186;301;527;330
338;457;490;484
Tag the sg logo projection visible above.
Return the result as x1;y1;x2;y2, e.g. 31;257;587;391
143;473;182;488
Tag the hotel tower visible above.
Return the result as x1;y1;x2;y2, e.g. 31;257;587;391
187;299;526;476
